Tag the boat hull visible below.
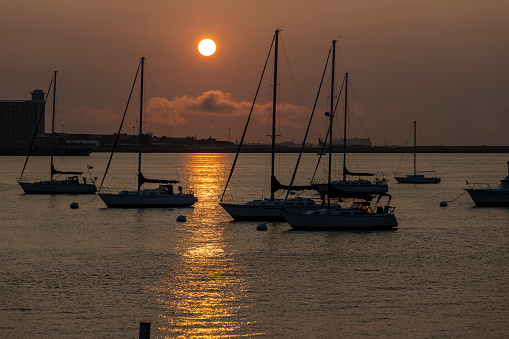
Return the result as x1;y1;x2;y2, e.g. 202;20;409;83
313;181;388;194
99;192;196;208
220;198;326;221
18;181;97;194
282;210;398;230
395;175;441;184
465;189;509;207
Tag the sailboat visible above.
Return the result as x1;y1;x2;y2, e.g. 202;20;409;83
394;120;440;183
465;161;509;206
98;57;196;208
219;29;321;220
17;71;97;194
311;72;388;200
282;39;397;230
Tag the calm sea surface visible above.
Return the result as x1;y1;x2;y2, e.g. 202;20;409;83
0;152;508;338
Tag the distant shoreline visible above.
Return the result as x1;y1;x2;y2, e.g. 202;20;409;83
2;145;509;156
90;145;509;154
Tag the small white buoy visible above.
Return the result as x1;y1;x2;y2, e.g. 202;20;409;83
70;202;79;209
256;223;267;231
176;215;186;222
440;201;447;207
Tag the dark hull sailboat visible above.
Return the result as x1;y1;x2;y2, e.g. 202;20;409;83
311;72;388;199
219;29;319;220
394;121;440;184
17;71;97;194
98;57;196;208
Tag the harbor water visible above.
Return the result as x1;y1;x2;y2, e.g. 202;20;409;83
0;152;508;337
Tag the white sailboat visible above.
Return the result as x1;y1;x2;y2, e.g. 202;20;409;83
98;57;196;208
394;120;440;184
282;39;397;230
311;72;388;200
17;71;97;194
283;198;397;231
465;161;509;206
219;29;321;220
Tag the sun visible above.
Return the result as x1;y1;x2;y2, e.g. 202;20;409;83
198;39;216;56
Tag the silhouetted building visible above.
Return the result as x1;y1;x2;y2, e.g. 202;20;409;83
0;89;45;147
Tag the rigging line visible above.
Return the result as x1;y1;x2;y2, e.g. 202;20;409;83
443;190;467;203
234;181;262;197
20;77;54;179
415;123;438;172
279;36;310;126
311;76;345;183
283;44;332;206
348;78;383;174
145;61;173;138
57;73;79;134
279;38;317;177
0;184;19;192
76;192;101;205
97;61;141;193
219;33;276;201
395;121;414;174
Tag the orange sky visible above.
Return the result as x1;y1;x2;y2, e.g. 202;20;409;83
1;0;508;145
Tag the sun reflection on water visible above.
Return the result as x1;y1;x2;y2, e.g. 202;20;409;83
148;154;266;337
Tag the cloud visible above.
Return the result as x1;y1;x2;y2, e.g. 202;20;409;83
187;90;239;113
147;90;310;128
56;90;314;140
146;98;187;126
152;90;251;117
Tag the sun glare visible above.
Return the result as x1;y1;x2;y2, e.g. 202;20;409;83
198;39;216;56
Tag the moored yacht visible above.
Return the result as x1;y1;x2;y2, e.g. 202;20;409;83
465;161;509;207
98;57;196;208
17;71;97;194
394;121;440;184
99;183;196;208
282;39;397;230
219;29;317;220
220;197;324;221
311;72;388;199
282;198;397;231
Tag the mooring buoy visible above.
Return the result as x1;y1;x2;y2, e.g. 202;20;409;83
70;202;79;209
176;215;186;222
256;223;267;231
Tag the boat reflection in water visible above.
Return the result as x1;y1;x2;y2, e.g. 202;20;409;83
148;153;267;337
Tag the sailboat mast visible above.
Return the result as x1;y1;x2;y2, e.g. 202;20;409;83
270;29;279;201
328;40;336;207
413;120;416;176
50;71;57;181
138;57;145;191
342;72;348;182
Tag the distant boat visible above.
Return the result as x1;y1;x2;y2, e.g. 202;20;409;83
465;161;509;207
17;71;97;194
219;29;320;220
394;120;440;184
98;57;196;208
282;39;397;231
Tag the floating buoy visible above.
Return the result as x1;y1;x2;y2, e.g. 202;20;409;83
176;215;186;222
70;202;79;209
440;201;448;207
256;223;267;231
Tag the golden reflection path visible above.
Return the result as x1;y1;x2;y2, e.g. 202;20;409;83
149;154;266;338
